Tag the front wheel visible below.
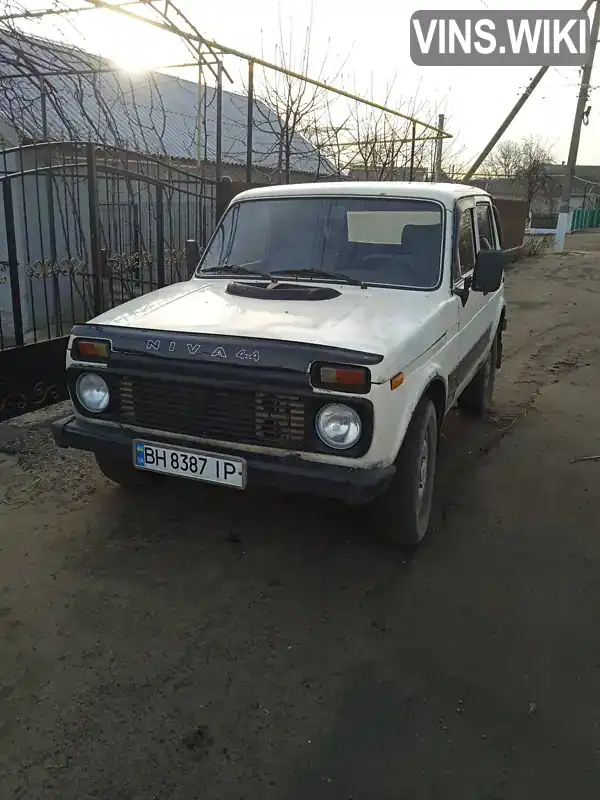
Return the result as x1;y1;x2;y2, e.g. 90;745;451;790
367;397;438;548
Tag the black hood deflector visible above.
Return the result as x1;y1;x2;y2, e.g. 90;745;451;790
225;280;341;301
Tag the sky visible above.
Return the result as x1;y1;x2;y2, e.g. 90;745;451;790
9;0;600;168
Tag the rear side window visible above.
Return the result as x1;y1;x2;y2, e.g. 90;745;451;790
476;203;496;250
457;208;476;276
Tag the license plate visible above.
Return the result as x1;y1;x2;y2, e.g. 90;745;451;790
133;440;246;489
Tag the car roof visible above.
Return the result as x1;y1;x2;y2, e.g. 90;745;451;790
231;181;491;207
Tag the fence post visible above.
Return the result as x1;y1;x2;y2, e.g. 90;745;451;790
2;179;24;347
86;143;102;316
43;149;62;337
156;183;165;288
99;247;113;309
409;122;416;182
216;62;223;182
246;60;254;184
186;239;200;277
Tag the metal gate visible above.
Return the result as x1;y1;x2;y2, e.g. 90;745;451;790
0;141;217;421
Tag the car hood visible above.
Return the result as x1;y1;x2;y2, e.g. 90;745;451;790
88;279;448;378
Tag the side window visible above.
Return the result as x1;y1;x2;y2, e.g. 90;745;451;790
457;208;476;278
476;203;497;251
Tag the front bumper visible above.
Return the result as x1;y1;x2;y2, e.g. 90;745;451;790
52;415;395;505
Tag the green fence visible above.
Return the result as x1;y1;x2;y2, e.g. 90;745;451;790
571;208;600;231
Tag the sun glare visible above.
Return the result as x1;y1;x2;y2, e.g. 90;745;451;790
94;18;165;74
109;41;157;74
113;55;150;74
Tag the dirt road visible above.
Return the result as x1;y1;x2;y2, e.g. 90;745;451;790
2;243;600;799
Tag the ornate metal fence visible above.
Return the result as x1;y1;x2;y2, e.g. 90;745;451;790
0;141;217;420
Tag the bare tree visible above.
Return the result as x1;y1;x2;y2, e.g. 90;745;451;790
300;112;350;179
438;151;470;182
519;137;559;215
252;7;349;183
344;100;423;181
481;140;524;179
425;112;469;182
481;136;557;214
306;77;456;184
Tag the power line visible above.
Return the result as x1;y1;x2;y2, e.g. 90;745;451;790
465;0;597;180
573;173;600;186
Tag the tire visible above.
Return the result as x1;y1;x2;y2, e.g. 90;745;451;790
367;397;438;548
95;452;156;489
458;333;498;418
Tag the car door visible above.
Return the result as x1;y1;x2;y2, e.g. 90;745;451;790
451;197;493;395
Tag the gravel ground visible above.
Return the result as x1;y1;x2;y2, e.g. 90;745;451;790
2;243;600;799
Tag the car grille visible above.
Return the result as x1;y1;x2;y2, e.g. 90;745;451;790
113;375;307;449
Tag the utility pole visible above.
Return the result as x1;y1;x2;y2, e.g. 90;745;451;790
464;0;595;183
556;0;600;251
433;113;445;181
464;66;550;181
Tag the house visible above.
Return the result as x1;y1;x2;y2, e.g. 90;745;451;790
466;176;529;201
348;165;429;182
466;166;600;228
541;164;600;213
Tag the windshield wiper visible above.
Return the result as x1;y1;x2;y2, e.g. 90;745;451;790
200;264;264;276
269;268;365;287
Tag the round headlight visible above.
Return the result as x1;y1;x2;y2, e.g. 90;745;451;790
316;404;362;450
76;372;110;413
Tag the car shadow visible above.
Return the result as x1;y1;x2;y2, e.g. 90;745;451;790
75;406;509;592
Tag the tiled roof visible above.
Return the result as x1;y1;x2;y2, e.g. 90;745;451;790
0;31;333;175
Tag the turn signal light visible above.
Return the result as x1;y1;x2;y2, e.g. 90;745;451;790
72;338;111;362
390;372;405;390
311;363;370;394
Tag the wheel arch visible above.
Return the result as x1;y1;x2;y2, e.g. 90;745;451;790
423;375;448;432
386;370;448;465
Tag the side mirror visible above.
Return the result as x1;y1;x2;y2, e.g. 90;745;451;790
472;249;506;293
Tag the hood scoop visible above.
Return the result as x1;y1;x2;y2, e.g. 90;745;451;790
225;280;341;301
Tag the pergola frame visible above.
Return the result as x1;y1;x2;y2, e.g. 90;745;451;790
1;0;452;181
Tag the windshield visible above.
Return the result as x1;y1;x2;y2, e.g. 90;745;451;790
196;196;444;290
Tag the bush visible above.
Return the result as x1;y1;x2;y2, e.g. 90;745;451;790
522;233;554;258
